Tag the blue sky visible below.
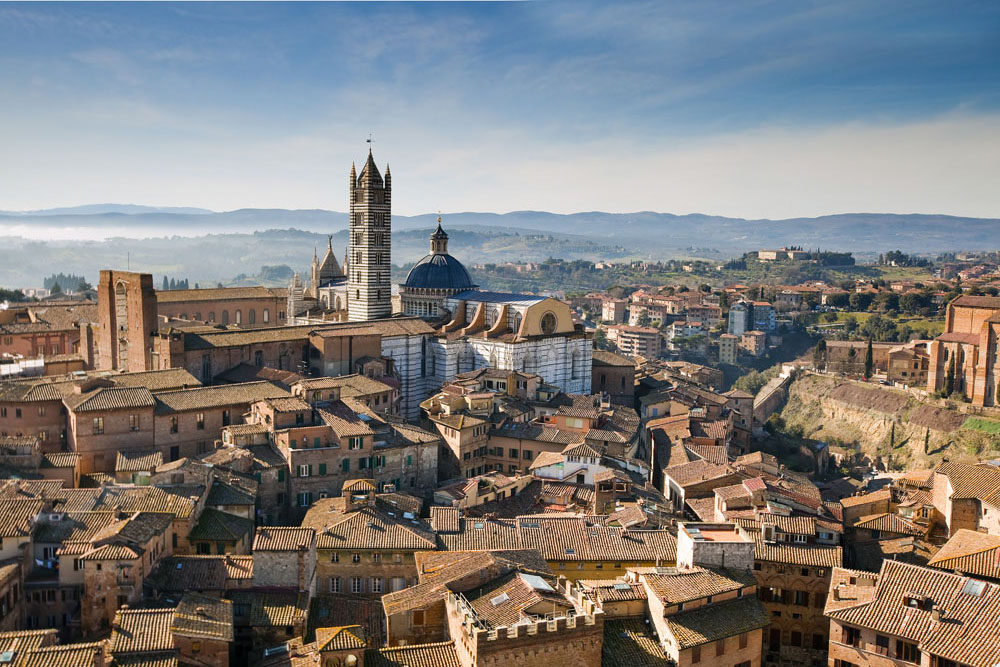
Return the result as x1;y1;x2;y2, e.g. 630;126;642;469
1;1;998;218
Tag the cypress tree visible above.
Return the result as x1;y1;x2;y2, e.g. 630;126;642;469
162;276;169;290
864;339;874;379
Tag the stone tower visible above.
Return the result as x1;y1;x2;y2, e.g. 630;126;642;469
347;149;391;321
96;270;158;372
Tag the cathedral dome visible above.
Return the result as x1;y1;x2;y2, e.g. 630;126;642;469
403;252;475;290
402;218;476;292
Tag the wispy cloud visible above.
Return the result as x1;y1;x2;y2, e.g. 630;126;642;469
0;1;997;217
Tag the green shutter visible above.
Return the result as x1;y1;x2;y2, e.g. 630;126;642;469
308;464;313;476
290;438;296;448
278;469;285;482
342;459;350;472
314;437;321;448
319;463;327;476
407;455;412;466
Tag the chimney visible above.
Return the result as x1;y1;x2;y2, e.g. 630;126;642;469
931;607;942;622
832;586;841;601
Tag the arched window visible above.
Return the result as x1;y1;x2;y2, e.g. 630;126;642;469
209;311;215;322
222;310;229;325
512;312;523;334
235;310;242;325
523;352;536;373
486;308;498;327
115;281;129;368
489;350;498;368
248;309;256;325
571;351;581;379
428;350;436;375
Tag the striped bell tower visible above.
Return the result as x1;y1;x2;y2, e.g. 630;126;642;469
347;149;392;321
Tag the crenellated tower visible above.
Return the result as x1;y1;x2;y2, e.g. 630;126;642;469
347;149;392;321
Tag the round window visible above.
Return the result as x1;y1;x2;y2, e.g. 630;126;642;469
540;311;557;334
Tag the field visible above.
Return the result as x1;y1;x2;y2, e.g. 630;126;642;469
810;311;944;338
962;417;1000;434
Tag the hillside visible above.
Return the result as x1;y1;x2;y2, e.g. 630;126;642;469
776;373;1000;469
0;227;632;288
1;208;997;256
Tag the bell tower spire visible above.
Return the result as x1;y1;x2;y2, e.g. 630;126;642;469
347;145;391;321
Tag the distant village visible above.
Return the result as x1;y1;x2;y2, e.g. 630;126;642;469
0;156;999;667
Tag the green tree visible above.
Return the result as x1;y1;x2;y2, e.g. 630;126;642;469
637;311;651;327
864;339;874;379
162;276;169;290
848;292;872;312
76;279;92;292
593;328;608;350
733;370;767;396
50;281;62;294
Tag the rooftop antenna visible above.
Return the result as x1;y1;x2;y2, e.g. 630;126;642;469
366;133;373;152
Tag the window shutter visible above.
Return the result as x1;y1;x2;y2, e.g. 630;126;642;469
308;464;313;476
319;463;327;476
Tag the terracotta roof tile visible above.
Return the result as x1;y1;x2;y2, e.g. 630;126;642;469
154;381;289;413
365;641;461;667
666;596;769;649
316;625;366;651
602;617;667;666
927;529;1000;580
253;527;314;552
171;592;234;642
229;590;309;627
854;512;924;536
21;642;105;667
63;386;156;412
642;566;757;604
110;608;174;654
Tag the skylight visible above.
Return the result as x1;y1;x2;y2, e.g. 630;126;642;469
491;592;510;606
520;573;555;592
961;579;987;597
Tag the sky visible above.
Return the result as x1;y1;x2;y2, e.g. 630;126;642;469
0;1;998;219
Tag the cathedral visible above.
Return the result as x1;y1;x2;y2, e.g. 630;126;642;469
290;148;592;414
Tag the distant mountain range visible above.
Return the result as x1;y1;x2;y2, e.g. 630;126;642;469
0;205;997;288
0;206;996;256
0;204;214;216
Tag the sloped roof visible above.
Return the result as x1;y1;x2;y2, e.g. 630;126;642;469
110;608;174;653
313;506;435;551
171;592;234;642
365;641;461;667
666;596;769;649
928;529;1000;580
315;625;366;651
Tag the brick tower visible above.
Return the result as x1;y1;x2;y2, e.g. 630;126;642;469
347;149;392;321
